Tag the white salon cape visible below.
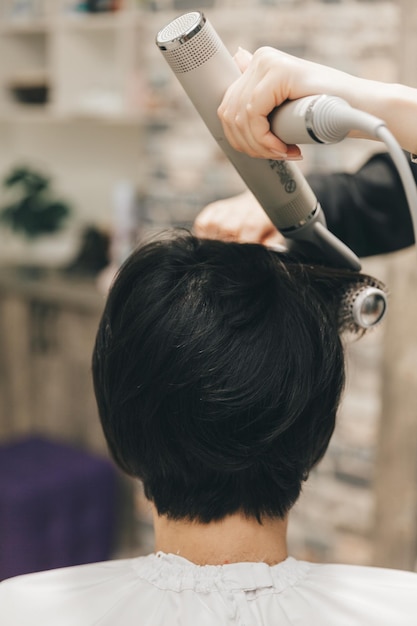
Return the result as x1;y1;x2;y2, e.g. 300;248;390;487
1;552;417;625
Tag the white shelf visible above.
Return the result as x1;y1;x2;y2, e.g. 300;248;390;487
0;16;51;33
0;104;53;122
0;99;176;124
0;108;148;124
56;10;137;31
0;6;142;33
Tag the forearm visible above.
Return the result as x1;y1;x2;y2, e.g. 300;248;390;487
345;80;417;154
282;58;417;154
219;47;417;157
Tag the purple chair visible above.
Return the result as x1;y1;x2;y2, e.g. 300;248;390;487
0;436;118;581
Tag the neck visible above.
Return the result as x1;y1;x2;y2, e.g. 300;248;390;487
152;509;288;566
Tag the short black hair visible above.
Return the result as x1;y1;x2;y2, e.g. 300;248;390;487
92;232;367;523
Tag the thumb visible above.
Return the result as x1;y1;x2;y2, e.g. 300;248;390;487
233;47;253;72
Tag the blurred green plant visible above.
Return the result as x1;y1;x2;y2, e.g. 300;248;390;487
0;166;71;239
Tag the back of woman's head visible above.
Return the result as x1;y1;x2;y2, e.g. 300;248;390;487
92;232;368;522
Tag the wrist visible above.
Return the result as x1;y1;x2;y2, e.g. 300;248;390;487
348;80;417;153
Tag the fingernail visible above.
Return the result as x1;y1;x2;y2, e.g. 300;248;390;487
271;150;288;159
286;155;304;161
286;146;302;159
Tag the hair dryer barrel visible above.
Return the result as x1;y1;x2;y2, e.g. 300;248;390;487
156;11;361;270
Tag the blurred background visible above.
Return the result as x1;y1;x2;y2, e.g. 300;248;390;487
0;0;416;580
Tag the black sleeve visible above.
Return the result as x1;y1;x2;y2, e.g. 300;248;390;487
306;152;416;258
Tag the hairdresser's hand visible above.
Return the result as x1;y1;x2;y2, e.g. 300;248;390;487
218;47;306;160
219;46;417;158
218;46;369;159
194;190;284;246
